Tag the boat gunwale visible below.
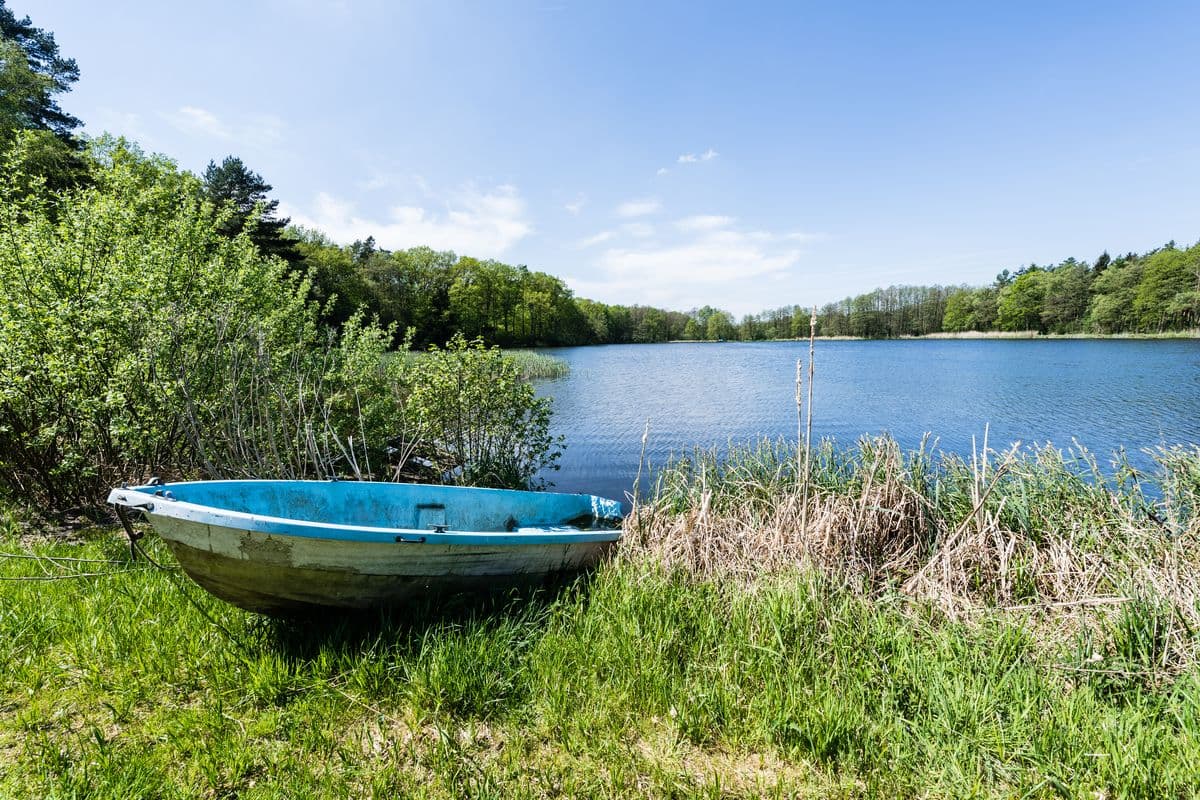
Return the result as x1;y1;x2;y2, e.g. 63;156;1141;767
107;480;623;546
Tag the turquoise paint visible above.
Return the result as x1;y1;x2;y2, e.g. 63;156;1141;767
107;480;623;546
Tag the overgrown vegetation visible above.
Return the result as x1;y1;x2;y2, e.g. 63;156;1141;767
3;437;1200;798
632;436;1200;635
0;142;562;511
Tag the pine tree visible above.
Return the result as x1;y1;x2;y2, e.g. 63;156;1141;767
202;156;296;263
0;1;80;139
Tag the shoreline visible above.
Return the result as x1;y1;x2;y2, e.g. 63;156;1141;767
661;329;1200;343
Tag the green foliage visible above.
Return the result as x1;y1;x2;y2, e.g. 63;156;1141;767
996;267;1048;331
0;140;310;506
405;336;562;489
202;155;296;264
0;2;80;139
1087;256;1143;332
1040;258;1092;332
0;141;562;509
941;288;975;332
177;312;407;482
816;285;956;337
811;243;1199;338
0;4;88;193
1134;245;1200;331
704;309;737;340
500;350;570;381
288;234;694;348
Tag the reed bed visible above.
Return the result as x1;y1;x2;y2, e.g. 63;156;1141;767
625;435;1200;666
499;350;570;381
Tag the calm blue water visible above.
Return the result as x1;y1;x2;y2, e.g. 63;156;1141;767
534;340;1200;501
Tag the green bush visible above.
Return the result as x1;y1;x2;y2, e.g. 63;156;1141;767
0;140;313;507
0;140;562;510
406;335;562;489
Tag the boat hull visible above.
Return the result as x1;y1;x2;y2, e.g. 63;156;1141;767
153;515;614;614
107;480;624;615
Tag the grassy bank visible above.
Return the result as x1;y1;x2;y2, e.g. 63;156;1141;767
2;437;1199;798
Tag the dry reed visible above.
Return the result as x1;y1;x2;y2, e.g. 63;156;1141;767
622;435;1200;665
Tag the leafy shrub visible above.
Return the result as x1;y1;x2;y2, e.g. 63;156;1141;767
0;140;562;510
405;335;561;489
0;141;309;506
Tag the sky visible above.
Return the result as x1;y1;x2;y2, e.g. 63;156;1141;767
26;0;1200;314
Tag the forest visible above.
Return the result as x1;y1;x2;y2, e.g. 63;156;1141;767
279;234;1200;345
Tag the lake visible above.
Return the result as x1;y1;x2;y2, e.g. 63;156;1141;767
534;339;1200;502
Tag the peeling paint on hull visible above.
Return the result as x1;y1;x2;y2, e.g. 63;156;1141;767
108;480;623;615
162;524;613;614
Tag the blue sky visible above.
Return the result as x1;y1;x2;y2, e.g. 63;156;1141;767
30;0;1200;313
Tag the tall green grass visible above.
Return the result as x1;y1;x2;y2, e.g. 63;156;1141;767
501;350;570;381
2;436;1199;797
399;348;569;382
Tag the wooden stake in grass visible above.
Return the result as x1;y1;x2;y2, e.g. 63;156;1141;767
795;359;804;474
632;419;651;543
801;306;816;533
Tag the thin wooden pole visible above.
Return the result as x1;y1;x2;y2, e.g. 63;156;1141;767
801;306;816;532
795;359;804;474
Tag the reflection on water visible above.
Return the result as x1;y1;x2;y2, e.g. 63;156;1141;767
534;340;1200;502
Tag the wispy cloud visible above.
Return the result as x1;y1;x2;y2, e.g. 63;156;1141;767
656;167;670;176
676;148;719;165
163;105;284;149
170;106;230;139
578;230;615;248
622;222;655;238
675;215;734;232
87;108;157;148
615;197;661;218
570;224;821;312
281;182;532;256
565;194;587;215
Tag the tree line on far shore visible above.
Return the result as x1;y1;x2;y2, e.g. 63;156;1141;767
807;247;1199;339
293;236;1200;345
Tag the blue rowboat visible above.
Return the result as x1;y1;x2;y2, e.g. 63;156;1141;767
107;480;623;614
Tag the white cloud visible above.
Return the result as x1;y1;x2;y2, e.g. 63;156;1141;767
578;230;615;248
565;194;586;215
676;148;719;165
163;106;284;150
675;215;734;232
596;231;800;283
656;167;669;176
622;222;655;238
569;225;821;313
86;109;157;148
170;106;230;139
615;197;661;218
281;182;532;255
